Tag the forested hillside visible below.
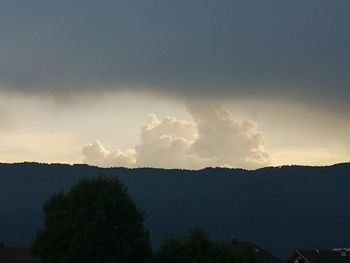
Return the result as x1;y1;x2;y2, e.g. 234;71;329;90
0;162;349;259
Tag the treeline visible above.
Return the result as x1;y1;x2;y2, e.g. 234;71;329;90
30;176;255;263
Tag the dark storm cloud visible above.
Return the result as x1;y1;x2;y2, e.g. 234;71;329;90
0;1;349;106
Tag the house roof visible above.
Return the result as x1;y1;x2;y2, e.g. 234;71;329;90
288;249;350;263
0;248;39;263
232;241;284;263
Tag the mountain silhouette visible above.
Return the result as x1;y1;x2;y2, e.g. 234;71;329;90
0;162;349;259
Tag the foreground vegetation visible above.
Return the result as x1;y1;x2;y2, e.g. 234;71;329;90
31;176;256;263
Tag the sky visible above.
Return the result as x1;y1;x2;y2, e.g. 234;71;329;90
0;1;349;169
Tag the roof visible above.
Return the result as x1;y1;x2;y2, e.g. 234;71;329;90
288;249;350;263
0;248;39;263
232;241;284;263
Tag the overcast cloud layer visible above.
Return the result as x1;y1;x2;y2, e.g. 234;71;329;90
1;1;349;167
0;1;349;109
82;102;270;169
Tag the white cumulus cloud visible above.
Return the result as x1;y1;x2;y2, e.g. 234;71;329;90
82;141;136;168
82;102;271;169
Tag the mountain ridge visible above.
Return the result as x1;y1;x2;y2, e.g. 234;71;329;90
0;162;349;260
1;161;350;170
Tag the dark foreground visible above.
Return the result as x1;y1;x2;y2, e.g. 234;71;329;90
0;162;349;260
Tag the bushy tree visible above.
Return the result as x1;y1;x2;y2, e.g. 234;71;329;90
32;176;152;263
154;229;253;263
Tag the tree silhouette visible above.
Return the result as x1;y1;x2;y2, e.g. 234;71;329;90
154;229;253;263
32;176;152;263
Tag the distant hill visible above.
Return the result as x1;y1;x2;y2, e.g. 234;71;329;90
0;162;349;260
